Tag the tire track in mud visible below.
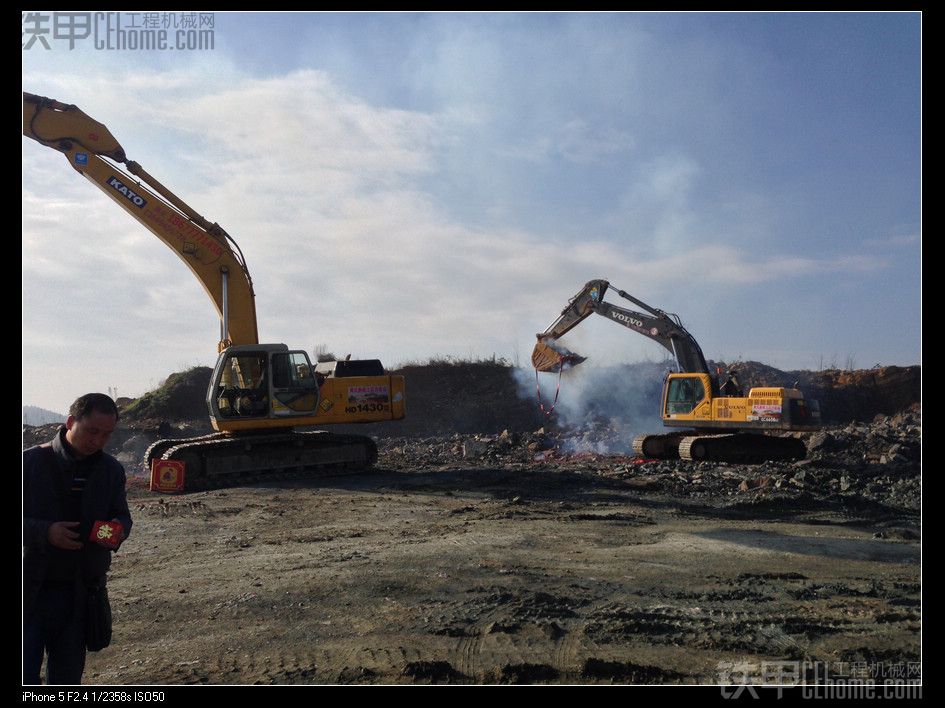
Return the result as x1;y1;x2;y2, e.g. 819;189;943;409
453;599;506;679
112;651;268;684
147;646;418;684
327;640;434;683
548;591;637;679
423;583;667;682
583;601;889;657
116;647;378;684
362;645;425;680
551;621;585;676
436;588;595;681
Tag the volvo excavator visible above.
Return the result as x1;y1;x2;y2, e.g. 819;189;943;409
533;280;821;463
23;91;405;490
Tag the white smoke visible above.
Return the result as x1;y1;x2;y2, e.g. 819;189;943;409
515;359;671;454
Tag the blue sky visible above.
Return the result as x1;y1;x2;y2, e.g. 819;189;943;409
22;12;920;413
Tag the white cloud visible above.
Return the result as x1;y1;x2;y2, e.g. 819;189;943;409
865;232;920;248
667;247;887;285
22;66;910;412
502;118;635;164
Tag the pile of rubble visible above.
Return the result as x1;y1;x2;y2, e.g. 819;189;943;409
377;405;921;515
23;389;920;515
799;405;921;512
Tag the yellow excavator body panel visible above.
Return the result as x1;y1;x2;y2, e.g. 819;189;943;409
211;374;405;432
661;373;819;432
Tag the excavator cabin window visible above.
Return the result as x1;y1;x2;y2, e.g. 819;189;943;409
216;351;319;418
666;376;705;415
217;354;269;418
271;351;319;414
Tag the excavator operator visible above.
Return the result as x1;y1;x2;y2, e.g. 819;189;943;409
217;354;269;417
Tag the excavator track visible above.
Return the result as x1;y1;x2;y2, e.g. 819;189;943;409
633;431;808;463
678;433;807;464
146;431;378;492
632;432;690;459
144;432;230;464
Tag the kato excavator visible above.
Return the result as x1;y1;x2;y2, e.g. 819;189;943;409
23;91;405;490
533;279;821;462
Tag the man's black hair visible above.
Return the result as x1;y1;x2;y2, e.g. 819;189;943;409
69;393;119;421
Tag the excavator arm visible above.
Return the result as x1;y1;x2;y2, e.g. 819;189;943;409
23;92;259;351
533;279;709;375
531;279;606;371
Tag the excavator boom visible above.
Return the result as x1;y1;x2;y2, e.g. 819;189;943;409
24;92;259;350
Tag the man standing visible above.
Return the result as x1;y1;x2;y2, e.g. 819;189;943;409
23;393;133;685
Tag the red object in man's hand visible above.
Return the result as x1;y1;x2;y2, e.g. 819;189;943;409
89;520;124;549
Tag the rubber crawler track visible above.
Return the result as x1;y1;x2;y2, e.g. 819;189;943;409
633;431;806;463
147;431;378;492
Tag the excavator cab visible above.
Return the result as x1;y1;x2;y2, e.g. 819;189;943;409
663;373;711;417
665;375;700;415
210;344;319;423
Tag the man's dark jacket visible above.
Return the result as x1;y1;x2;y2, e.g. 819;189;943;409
23;429;133;618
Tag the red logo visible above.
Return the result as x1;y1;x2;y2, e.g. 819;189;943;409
150;459;186;493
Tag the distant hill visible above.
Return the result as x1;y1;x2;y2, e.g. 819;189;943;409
82;359;921;437
23;405;66;426
120;366;214;423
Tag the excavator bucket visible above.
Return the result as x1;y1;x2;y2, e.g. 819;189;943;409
532;339;586;373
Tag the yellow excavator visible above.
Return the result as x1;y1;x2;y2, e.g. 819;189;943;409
23;91;405;490
533;279;821;462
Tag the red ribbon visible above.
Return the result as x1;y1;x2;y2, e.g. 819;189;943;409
535;366;563;416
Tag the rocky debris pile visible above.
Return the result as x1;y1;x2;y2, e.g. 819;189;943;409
22;422;63;450
377;405;921;515
805;406;921;466
378;427;587;469
22;419;212;475
24;393;921;515
377;417;648;470
803;366;921;423
796;405;921;512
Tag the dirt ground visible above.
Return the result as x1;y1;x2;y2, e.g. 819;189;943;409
82;452;920;686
